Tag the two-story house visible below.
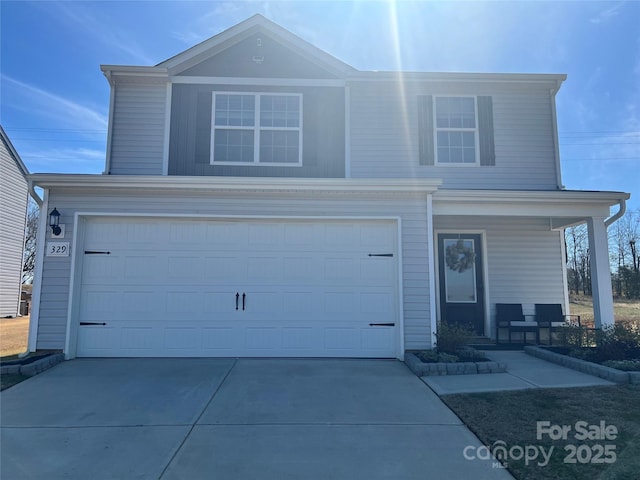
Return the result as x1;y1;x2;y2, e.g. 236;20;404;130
27;15;629;359
0;126;30;318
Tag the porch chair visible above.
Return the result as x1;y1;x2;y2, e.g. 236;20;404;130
496;303;539;344
534;303;581;345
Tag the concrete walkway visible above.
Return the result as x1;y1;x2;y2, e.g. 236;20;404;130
1;358;513;480
422;350;615;395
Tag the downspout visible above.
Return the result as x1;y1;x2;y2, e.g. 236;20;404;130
28;179;43;207
25;187;50;354
103;68;115;175
605;198;627;228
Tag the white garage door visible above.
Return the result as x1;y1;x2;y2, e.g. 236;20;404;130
75;217;399;357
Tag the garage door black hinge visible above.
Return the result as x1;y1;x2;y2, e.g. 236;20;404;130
368;253;394;257
80;322;107;326
84;251;111;255
369;323;395;327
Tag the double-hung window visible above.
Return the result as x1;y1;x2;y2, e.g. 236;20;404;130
211;92;302;166
434;96;479;165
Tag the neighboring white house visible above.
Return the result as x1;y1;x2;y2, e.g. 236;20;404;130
0;125;30;318
27;15;629;359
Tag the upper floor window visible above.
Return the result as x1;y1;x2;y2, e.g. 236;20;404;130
418;95;494;167
211;93;302;166
434;96;478;165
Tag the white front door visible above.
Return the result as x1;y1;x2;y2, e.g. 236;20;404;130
75;217;399;357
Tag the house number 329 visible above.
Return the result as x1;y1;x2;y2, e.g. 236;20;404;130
46;242;70;257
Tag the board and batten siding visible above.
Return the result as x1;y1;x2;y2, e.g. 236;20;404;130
108;84;167;175
434;215;566;325
36;189;432;351
0;134;29;317
349;82;559;190
168;84;345;178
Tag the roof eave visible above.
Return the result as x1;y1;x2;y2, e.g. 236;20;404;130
28;174;442;194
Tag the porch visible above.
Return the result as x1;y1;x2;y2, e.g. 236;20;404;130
429;189;630;347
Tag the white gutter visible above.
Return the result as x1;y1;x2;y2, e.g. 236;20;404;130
29;174;442;194
605;198;627;228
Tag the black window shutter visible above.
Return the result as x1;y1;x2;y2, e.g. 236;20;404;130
195;91;212;164
418;95;434;166
477;96;495;166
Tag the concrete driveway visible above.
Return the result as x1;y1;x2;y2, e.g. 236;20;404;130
1;358;512;479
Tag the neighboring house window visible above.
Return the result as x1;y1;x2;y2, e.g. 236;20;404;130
418;95;495;167
211;93;302;166
434;96;478;165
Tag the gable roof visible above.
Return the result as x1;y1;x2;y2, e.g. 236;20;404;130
0;125;29;179
156;14;355;77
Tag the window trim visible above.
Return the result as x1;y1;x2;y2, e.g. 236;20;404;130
433;95;480;167
210;91;303;167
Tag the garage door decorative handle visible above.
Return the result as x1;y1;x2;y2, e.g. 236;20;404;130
368;253;393;257
369;323;395;327
80;322;107;326
236;293;239;310
242;293;246;311
84;250;111;255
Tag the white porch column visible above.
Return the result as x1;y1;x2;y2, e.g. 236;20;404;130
587;216;614;328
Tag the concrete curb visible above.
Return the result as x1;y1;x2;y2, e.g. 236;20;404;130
0;353;65;377
524;346;630;384
404;352;506;376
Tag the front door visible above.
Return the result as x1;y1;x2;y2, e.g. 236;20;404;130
437;233;485;335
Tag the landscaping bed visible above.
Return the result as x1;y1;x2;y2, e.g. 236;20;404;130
405;325;506;376
526;321;640;384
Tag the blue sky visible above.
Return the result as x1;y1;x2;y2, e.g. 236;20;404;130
1;1;638;209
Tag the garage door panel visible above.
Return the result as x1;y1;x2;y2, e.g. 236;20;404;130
76;218;399;358
164;328;200;350
166;291;201;314
167;256;204;281
202;291;239;314
361;258;396;285
82;256;122;284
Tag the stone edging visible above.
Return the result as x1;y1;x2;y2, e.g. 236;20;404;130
524;346;640;384
404;352;506;376
0;353;65;377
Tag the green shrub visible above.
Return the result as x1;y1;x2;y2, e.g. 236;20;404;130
602;359;640;371
435;323;475;354
594;323;640;362
414;350;459;363
456;347;488;362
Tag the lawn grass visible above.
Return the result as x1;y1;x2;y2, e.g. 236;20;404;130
570;295;640;327
442;385;640;480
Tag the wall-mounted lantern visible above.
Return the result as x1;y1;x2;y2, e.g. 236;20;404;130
49;208;61;236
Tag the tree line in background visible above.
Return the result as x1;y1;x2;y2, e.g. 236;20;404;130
566;209;640;299
20;202;640;299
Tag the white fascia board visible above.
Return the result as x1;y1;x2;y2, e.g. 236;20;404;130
347;72;567;89
100;65;169;86
433;189;630;218
29;174;442;195
171;76;345;87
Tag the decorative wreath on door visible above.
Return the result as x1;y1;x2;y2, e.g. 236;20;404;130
445;239;476;273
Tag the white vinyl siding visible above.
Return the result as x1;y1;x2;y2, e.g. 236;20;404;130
434;215;566;328
108;84;166;175
35;190;432;352
350;82;558;189
0;135;29;318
